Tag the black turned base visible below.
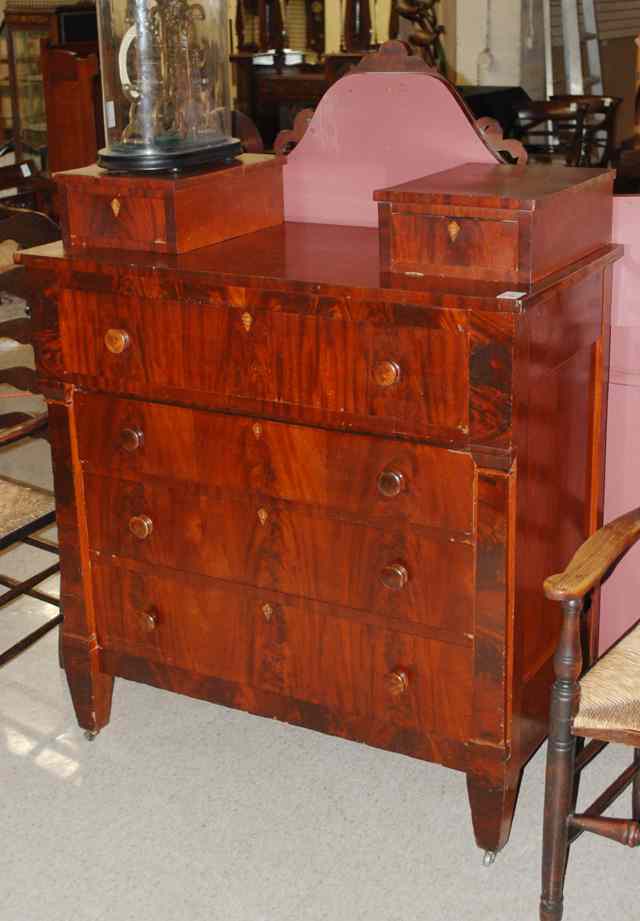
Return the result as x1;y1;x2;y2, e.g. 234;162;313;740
97;137;242;173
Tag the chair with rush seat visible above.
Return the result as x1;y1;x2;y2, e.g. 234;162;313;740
0;206;62;667
540;507;640;920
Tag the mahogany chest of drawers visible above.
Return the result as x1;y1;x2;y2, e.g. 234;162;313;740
23;162;619;859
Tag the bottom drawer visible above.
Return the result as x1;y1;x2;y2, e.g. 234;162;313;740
93;560;473;742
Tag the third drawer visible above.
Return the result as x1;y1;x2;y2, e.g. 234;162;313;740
84;472;474;638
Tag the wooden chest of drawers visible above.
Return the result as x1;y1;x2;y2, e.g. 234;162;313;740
23;193;619;859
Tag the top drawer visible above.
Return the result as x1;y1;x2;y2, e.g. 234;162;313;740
59;290;469;441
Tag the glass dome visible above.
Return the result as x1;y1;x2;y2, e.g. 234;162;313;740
96;0;240;171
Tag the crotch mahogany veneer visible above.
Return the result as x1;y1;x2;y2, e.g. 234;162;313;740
23;181;619;857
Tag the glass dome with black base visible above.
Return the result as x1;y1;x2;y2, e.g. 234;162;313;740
97;0;240;172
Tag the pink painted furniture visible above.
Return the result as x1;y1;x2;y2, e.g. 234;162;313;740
283;44;499;227
601;195;640;652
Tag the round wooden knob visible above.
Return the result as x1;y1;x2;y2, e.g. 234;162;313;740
385;669;409;697
104;328;130;354
137;608;158;632
128;514;153;540
377;469;405;497
373;360;401;387
120;427;144;453
380;562;409;591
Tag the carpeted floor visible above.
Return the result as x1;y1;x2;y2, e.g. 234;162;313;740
0;298;635;921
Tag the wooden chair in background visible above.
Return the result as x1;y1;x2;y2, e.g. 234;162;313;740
540;509;640;920
511;99;588;166
550;95;622;167
0;206;62;668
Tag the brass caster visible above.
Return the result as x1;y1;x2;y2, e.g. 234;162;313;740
84;729;99;741
483;850;497;867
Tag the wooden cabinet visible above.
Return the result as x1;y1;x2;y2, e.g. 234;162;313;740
21;50;621;859
3;2;97;168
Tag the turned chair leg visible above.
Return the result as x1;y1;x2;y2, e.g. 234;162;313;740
540;598;582;921
633;749;640;821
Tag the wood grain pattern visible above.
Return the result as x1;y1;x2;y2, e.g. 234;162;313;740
376;163;613;284
85;473;475;634
57;156;284;255
93;558;473;741
59;290;470;441
75;393;476;532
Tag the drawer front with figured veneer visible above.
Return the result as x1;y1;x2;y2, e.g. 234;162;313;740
75;393;476;533
93;560;474;741
387;212;519;280
60;291;469;440
84;474;475;638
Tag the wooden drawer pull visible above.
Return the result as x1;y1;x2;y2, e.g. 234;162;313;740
129;514;153;540
377;469;405;497
380;562;409;591
104;328;130;354
373;360;401;387
120;427;144;453
137;607;158;632
385;668;409;697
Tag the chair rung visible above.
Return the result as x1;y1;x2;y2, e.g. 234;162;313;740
569;815;640;847
574;738;608;773
568;759;640;844
0;612;62;668
0;561;59;607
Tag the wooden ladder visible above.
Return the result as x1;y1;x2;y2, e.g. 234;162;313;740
544;0;603;96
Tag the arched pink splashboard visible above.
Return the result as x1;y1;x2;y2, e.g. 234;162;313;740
283;46;500;227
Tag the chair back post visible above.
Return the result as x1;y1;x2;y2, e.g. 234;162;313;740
541;597;583;921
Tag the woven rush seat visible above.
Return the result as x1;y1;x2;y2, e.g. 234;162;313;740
0;477;55;548
573;623;640;742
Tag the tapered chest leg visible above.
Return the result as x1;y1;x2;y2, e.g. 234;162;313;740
47;398;114;735
465;768;523;855
63;637;114;734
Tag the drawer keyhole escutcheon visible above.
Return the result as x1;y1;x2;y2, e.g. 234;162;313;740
262;603;273;622
257;508;268;526
129;514;153;540
241;312;253;332
120;427;144;453
373;360;401;388
385;669;409;697
138;607;158;632
447;220;461;243
105;328;130;354
111;197;121;218
380;562;409;591
377;470;405;498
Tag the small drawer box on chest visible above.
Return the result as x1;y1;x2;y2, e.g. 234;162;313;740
375;163;614;284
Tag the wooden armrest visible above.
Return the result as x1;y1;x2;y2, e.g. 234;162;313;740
544;507;640;602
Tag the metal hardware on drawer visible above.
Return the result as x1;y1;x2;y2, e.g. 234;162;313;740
110;198;121;218
377;469;405;498
252;422;263;439
138;607;158;632
257;508;268;526
447;220;461;243
373;360;401;387
241;312;253;332
129;515;153;540
380;562;409;591
120;427;144;453
262;603;274;622
385;669;409;697
104;328;130;354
